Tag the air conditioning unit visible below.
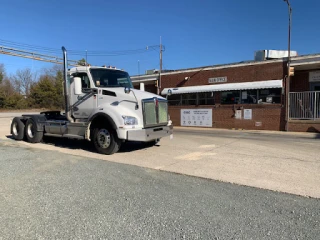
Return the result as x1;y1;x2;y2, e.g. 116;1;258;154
254;50;298;61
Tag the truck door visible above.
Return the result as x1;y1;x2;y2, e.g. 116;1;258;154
71;72;97;119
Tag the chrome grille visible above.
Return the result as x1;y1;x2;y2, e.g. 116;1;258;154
144;101;157;125
142;98;168;127
158;101;168;124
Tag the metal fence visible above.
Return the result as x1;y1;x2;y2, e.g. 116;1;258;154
289;91;320;120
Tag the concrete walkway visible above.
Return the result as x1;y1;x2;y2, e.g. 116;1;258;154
175;126;320;139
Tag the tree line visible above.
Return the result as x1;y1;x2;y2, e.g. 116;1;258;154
0;63;64;110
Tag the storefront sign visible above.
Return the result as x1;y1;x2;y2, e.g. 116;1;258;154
309;71;320;82
181;109;212;127
243;109;252;120
208;77;227;84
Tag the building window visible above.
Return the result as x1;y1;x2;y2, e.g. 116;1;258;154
167;94;181;106
167;89;281;106
258;88;281;104
221;89;281;104
221;91;240;104
168;92;215;106
241;90;258;104
198;92;215;105
182;93;197;105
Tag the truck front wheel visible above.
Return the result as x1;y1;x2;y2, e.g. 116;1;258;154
92;127;121;155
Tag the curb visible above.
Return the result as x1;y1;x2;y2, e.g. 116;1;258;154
174;126;320;139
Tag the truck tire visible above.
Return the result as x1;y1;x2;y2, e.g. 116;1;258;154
92;127;121;155
10;117;25;140
25;118;43;143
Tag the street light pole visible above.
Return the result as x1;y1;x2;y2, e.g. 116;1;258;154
159;36;163;95
284;0;292;132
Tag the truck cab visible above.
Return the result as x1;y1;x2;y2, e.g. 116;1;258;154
10;47;173;155
69;65;173;152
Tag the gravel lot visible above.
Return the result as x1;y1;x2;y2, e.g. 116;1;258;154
0;141;319;240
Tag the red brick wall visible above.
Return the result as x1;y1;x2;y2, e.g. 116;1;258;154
134;84;157;93
161;62;284;90
290;71;309;92
287;71;320;132
132;61;293;131
169;105;284;131
288;122;320;132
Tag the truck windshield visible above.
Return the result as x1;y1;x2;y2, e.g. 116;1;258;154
90;69;133;88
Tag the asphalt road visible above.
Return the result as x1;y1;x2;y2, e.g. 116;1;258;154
0;141;319;240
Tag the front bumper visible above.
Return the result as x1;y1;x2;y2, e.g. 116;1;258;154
126;125;173;142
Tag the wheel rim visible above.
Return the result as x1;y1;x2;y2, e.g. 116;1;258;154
27;123;34;138
12;122;18;136
97;129;111;149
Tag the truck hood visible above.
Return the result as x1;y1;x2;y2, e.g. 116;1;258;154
102;87;166;102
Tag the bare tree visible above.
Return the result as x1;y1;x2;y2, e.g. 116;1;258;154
0;64;5;84
41;64;63;78
0;79;16;97
12;68;34;96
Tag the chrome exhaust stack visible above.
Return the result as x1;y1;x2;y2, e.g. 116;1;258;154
62;46;74;123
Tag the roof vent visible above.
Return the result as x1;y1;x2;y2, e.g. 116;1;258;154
254;50;298;61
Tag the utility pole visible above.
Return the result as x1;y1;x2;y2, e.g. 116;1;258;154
284;0;292;131
158;36;163;95
145;42;165;95
138;60;140;76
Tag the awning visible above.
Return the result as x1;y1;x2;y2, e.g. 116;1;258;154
290;57;320;71
161;80;283;95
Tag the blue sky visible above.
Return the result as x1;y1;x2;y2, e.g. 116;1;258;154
0;0;319;76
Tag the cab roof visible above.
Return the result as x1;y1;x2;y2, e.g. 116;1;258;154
69;66;127;73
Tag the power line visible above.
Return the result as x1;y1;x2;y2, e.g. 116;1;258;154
0;39;160;57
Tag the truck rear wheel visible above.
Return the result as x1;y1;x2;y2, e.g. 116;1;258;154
92;127;121;155
11;117;25;140
25;118;43;143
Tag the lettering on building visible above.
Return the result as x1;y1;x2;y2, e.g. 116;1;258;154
309;71;320;82
208;77;227;84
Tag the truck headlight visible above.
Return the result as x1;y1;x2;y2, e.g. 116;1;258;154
122;116;138;125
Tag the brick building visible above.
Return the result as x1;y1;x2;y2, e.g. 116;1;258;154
132;52;320;132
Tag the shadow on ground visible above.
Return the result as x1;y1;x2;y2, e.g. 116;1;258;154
5;135;159;154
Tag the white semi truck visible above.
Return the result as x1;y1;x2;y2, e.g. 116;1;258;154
10;47;173;155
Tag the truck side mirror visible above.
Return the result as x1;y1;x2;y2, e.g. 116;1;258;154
74;77;82;95
124;87;131;94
